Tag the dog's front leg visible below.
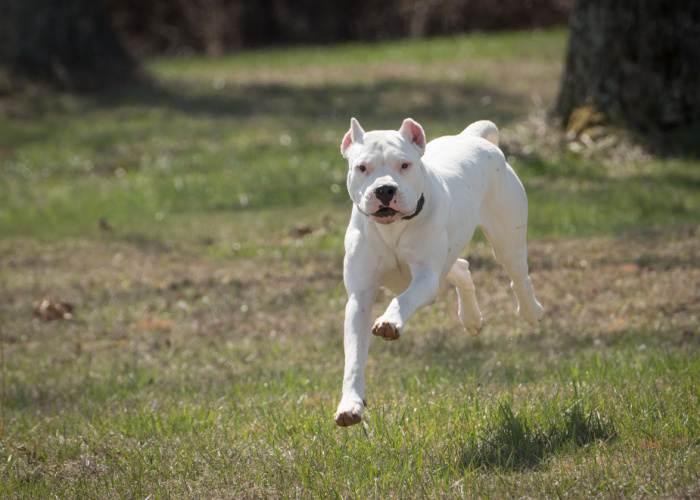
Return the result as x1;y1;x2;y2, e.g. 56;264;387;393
334;287;376;427
373;265;440;340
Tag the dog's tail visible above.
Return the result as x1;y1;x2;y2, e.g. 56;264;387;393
461;120;499;146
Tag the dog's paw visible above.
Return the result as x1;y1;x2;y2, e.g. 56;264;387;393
520;301;543;331
372;319;401;340
462;316;483;338
334;397;365;427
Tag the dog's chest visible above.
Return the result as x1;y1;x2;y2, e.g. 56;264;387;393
372;231;415;294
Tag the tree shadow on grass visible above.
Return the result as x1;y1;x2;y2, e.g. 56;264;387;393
98;77;531;131
460;401;616;473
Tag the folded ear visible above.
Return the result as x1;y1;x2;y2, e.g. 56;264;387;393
341;117;365;158
398;118;426;154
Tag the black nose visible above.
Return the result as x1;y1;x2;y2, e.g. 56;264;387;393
374;185;397;205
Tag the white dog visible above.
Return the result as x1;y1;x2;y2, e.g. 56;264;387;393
334;118;542;427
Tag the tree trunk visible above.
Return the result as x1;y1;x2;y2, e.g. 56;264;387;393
2;0;140;91
555;0;700;133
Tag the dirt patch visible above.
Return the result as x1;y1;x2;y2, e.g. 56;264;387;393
0;227;698;358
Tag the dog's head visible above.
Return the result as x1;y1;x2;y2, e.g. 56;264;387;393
341;118;426;225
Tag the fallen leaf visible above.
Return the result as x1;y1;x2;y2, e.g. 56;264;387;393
291;223;313;239
137;315;171;332
33;299;74;321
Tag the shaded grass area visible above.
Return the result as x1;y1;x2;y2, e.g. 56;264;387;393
462;399;616;472
1;29;700;497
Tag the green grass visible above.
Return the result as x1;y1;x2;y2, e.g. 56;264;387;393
1;29;699;498
2;284;698;497
2;28;697;246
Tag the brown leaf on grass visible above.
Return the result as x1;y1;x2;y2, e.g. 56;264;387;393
98;218;112;232
33;299;74;321
137;315;171;332
291;223;314;239
603;316;629;332
618;263;639;274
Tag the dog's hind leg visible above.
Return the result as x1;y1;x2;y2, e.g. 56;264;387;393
447;258;483;337
483;223;542;329
480;167;542;329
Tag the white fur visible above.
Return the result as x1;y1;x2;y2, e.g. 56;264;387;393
334;118;543;427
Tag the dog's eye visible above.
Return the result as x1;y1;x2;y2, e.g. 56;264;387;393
358;165;366;172
401;163;409;170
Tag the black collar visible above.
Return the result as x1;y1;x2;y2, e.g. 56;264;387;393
402;193;425;220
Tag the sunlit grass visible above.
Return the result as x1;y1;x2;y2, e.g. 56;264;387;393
2;287;698;497
150;29;568;77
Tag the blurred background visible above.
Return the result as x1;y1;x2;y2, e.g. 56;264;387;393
2;0;697;135
2;0;573;60
101;0;573;56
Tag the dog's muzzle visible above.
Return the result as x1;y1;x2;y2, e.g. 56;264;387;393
358;193;425;221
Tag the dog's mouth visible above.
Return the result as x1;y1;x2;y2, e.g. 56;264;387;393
372;206;398;218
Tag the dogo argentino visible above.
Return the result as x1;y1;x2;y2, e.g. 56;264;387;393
334;118;543;427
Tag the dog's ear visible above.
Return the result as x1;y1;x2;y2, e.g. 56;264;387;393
399;118;426;154
341;117;365;158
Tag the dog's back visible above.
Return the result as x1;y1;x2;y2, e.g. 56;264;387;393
423;120;504;193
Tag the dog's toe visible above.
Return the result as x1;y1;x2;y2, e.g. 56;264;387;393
372;321;400;340
334;411;362;427
465;321;483;338
334;397;365;427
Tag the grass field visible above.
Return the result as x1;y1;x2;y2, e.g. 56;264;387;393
1;29;699;498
